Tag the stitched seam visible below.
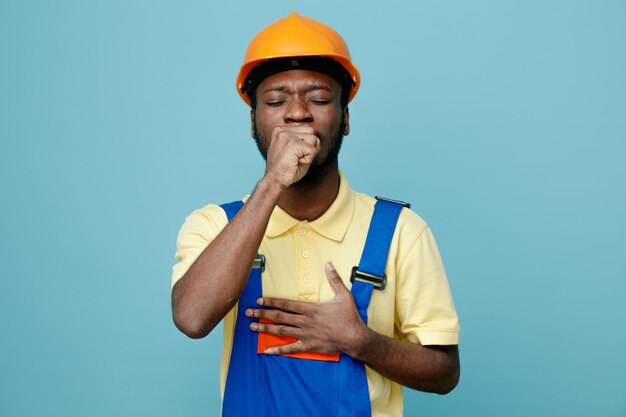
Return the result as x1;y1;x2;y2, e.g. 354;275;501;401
395;223;428;271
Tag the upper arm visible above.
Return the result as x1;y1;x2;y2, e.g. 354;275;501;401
171;204;229;289
394;224;460;346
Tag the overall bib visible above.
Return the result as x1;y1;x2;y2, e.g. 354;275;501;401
220;198;406;417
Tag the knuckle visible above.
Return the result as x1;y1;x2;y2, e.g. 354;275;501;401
274;130;289;142
278;326;287;336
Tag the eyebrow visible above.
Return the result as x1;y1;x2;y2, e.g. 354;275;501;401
261;84;333;95
306;84;332;93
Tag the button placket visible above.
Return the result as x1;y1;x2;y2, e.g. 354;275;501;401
296;223;316;297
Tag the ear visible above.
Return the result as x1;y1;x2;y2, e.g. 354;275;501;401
342;107;350;136
250;109;257;139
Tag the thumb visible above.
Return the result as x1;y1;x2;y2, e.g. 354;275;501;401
325;262;348;295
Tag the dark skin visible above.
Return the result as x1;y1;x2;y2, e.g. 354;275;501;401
171;69;459;394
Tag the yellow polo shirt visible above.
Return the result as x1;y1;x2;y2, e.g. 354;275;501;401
172;173;459;417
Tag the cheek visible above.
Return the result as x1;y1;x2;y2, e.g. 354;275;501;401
255;109;283;132
317;110;343;135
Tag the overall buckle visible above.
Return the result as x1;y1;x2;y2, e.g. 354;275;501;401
375;196;411;209
251;254;265;272
350;266;386;291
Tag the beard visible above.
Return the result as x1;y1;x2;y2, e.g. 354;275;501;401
253;118;345;187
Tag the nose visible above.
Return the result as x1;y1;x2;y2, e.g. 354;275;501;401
284;98;313;124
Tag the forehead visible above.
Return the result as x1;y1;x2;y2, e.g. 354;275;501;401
257;69;341;94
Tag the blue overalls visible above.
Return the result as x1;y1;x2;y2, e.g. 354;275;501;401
220;198;406;417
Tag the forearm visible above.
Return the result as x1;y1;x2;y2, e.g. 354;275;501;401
171;175;283;338
349;327;460;394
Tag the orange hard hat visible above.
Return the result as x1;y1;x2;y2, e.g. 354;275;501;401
236;12;360;105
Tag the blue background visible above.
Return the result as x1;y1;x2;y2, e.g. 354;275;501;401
1;1;625;416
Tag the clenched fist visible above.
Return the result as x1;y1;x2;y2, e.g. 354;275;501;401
264;126;320;189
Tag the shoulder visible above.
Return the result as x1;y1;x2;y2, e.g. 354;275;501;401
177;198;245;243
182;203;228;232
353;191;429;241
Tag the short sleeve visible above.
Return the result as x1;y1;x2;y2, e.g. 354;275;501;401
394;226;459;346
171;204;230;289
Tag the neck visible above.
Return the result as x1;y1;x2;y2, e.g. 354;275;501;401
277;163;340;222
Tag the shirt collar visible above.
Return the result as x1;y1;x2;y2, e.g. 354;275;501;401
265;172;355;241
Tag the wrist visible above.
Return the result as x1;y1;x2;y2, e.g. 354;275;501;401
345;322;378;360
262;169;292;191
256;175;284;202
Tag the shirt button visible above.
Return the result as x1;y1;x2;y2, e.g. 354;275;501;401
302;250;310;258
299;228;307;236
303;275;311;283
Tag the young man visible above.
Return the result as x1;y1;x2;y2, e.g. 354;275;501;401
172;12;460;417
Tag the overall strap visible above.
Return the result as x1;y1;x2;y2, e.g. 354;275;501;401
221;200;244;221
338;197;407;417
219;199;264;292
221;198;264;417
351;198;407;323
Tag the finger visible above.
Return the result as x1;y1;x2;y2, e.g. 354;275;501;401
264;340;306;355
279;137;317;165
273;127;316;144
278;125;315;135
294;141;318;158
300;137;320;152
298;149;317;165
293;134;319;148
245;307;304;326
325;262;349;296
257;297;310;314
249;321;303;339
